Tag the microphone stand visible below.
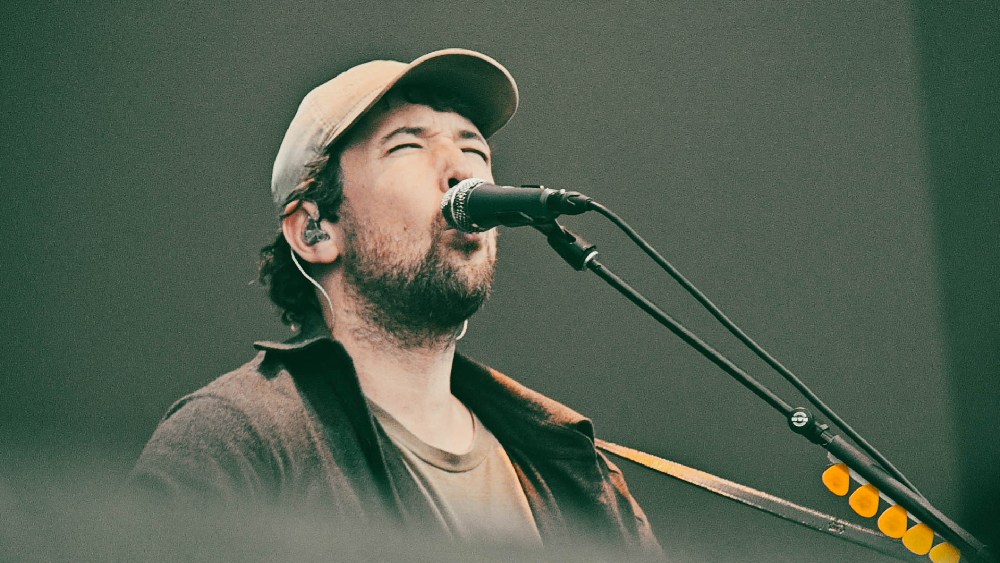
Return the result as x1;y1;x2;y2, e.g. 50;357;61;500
531;220;995;563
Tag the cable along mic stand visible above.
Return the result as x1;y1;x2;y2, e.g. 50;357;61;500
530;218;995;563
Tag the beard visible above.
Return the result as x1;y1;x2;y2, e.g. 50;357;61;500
338;206;497;347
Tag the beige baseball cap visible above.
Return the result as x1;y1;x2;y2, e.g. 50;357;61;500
271;48;519;208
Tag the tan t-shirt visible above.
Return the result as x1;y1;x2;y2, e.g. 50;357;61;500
369;399;542;545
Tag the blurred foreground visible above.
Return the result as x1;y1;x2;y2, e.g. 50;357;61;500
1;450;663;563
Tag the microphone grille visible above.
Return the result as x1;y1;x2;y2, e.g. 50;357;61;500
441;177;487;232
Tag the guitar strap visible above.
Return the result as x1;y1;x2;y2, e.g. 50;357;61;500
596;439;917;561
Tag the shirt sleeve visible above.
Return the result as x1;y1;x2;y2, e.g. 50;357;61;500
129;395;278;504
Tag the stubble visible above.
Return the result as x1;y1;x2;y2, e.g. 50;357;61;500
339;205;497;348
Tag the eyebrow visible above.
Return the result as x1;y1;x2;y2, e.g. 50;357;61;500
380;126;487;146
457;130;487;144
381;126;424;144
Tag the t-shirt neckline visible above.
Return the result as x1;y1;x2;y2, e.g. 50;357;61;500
367;398;492;473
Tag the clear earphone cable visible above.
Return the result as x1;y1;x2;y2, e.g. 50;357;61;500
290;249;336;325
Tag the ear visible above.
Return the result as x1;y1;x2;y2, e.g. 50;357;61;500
281;200;342;265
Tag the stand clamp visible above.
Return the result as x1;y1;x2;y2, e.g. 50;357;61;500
532;221;598;271
787;407;834;445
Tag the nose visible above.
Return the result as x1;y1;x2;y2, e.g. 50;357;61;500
438;144;477;194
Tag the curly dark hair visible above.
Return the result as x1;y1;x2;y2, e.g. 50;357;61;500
258;85;481;328
257;148;346;327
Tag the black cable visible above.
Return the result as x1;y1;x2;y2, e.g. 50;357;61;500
588;200;924;498
586;259;794;416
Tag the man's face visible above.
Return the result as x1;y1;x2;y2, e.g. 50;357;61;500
335;100;498;340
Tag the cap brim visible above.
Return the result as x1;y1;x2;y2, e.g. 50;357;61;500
325;49;519;148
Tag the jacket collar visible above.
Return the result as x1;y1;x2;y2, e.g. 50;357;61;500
252;321;596;459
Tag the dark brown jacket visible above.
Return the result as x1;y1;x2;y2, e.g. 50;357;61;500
131;330;660;553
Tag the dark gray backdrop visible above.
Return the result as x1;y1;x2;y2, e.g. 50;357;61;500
3;1;997;561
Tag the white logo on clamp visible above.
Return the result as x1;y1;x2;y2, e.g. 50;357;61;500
791;411;809;427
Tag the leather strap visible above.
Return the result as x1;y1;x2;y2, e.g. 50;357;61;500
596;439;917;561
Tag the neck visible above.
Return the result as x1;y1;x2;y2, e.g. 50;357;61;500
322;282;473;454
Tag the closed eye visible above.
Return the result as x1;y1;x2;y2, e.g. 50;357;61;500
463;148;489;161
387;143;422;153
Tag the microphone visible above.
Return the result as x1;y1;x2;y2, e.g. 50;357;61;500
440;178;592;233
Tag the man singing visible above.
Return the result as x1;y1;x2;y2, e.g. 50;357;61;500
132;48;660;552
